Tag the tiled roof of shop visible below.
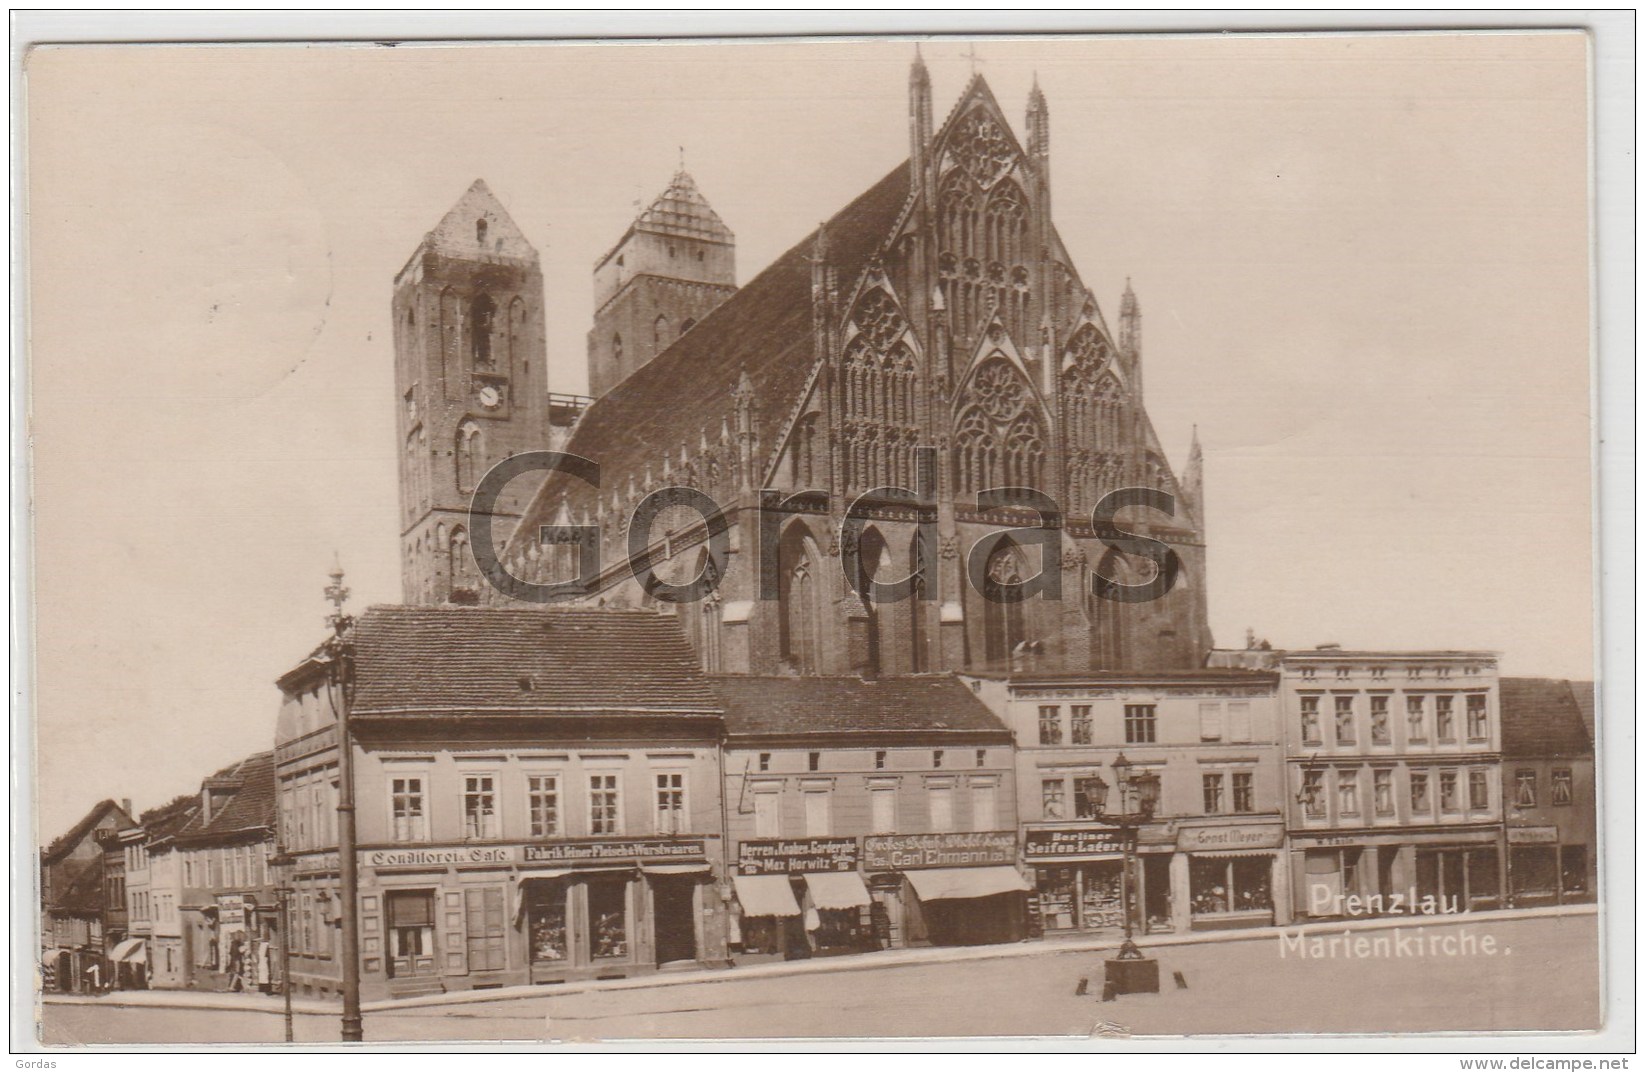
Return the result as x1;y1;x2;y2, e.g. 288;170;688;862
510;161;911;549
141;794;201;846
173;752;275;844
711;674;1010;739
1501;678;1593;759
349;605;721;715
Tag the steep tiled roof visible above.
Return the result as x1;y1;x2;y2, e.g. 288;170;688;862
633;170;734;245
1501;678;1593;759
1570;679;1596;740
712;674;1010;740
173;753;275;845
42;799;131;865
142;794;201;846
514;161;911;544
57;856;105;914
349;605;722;716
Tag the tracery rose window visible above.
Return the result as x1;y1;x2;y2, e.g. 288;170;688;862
973;359;1026;422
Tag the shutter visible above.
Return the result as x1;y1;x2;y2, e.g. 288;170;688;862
441;890;467;975
1228;702;1252;743
1199;702;1223;741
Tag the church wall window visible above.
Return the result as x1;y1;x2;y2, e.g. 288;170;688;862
469;291;496;367
953;356;1045;497
455;421;483;495
982;538;1028;668
475;218;487;245
778;524;827;674
653;315;669;351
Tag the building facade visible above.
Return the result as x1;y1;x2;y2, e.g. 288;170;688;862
1281;649;1505;919
1500;678;1596;906
968;670;1287;938
716;675;1025;959
275;606;732;1001
40;799;132;992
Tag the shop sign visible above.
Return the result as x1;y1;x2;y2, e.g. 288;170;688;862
366;845;520;868
524;837;706;864
864;831;1017;871
1289;834;1361;848
1023;826;1130;861
216;894;246;927
1507;826;1560;845
737;837;858;875
1177;824;1284;853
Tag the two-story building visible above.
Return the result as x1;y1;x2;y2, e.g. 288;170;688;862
968;669;1287;937
1281;648;1505;919
715;675;1024;959
1500;678;1596;906
275;606;731;1001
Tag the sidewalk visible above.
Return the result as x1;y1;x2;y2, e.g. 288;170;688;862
41;902;1596;1016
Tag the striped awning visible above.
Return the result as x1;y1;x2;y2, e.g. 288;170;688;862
732;874;801;918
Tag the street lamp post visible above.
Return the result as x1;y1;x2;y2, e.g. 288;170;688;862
1102;752;1162;995
323;565;364;1043
270;848;295;1044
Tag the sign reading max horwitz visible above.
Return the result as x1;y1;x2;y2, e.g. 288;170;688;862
863;832;1017;871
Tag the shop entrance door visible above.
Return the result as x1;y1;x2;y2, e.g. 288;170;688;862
1142;856;1171;931
386;890;437;978
652;878;697;965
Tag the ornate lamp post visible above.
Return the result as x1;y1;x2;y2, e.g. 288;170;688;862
269;847;295;1043
321;564;363;1043
1103;752;1162;994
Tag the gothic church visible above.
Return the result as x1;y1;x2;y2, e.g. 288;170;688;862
393;53;1212;676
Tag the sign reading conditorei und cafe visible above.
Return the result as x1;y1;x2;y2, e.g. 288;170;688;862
1023;825;1130;861
863;831;1017;871
366;838;707;869
738;837;859;875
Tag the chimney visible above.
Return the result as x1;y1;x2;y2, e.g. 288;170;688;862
121;798;132;817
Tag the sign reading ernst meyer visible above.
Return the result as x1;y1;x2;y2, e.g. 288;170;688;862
1023;826;1129;860
1176;824;1284;852
738;837;859;875
524;838;706;864
863;831;1016;871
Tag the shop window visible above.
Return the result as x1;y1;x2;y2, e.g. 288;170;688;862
1334;696;1355;745
1438;771;1460;813
527;775;559;838
1466;694;1488;739
1510;846;1559;899
1336;770;1359;816
1202;773;1225;814
1070;706;1093;745
1228;702;1252;743
1199;702;1223;742
1468;770;1490;811
928;786;953;832
464;887;507;973
589;774;621;836
1370;695;1390;744
1300;696;1321;744
1073;777;1107;820
870;786;897;834
1301;770;1325;819
1560;846;1588;895
1551;769;1573;806
589;880;628;960
527;882;568;963
462;775;499;840
386;890;435;967
390;777;426;842
654;772;686;835
1410;771;1431;814
971;782;998;831
753;789;780;838
1036;862;1123;931
1232;771;1254;813
1190;856;1272;915
803;790;831;837
1038;706;1063;745
1435;696;1455;741
1373;769;1395;815
1407;696;1428;742
1123;704;1157;744
1041;779;1067;821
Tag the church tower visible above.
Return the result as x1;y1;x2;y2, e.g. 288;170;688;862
587;170;736;397
392;179;549;605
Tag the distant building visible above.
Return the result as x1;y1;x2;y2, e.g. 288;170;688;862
117;794;199;988
275;605;731;1001
40;798;133;992
715;674;1023;958
968;669;1286;937
1500;678;1596;906
1281;649;1505;919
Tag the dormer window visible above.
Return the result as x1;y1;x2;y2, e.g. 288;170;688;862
476;218;488;244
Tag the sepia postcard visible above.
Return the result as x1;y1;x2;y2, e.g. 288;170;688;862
18;22;1628;1053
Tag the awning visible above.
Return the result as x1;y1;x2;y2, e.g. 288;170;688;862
732;874;801;918
1189;849;1277;861
641;862;712;875
110;938;147;963
802;871;872;910
41;949;70;967
905;866;1032;902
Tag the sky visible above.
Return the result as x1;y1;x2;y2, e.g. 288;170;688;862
25;34;1594;837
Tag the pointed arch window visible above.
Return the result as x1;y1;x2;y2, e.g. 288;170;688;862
778;525;826;674
842;289;919;493
449;527;476;594
909;532;929;672
613;333;624;367
653;315;669;351
982;538;1028;667
456;421;483;494
953;356;1044;496
855;527;890;675
470;291;496;366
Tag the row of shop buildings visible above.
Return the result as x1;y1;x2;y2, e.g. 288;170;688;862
44;605;1597;1000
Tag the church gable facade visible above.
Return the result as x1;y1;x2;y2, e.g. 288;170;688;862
407;57;1211;678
